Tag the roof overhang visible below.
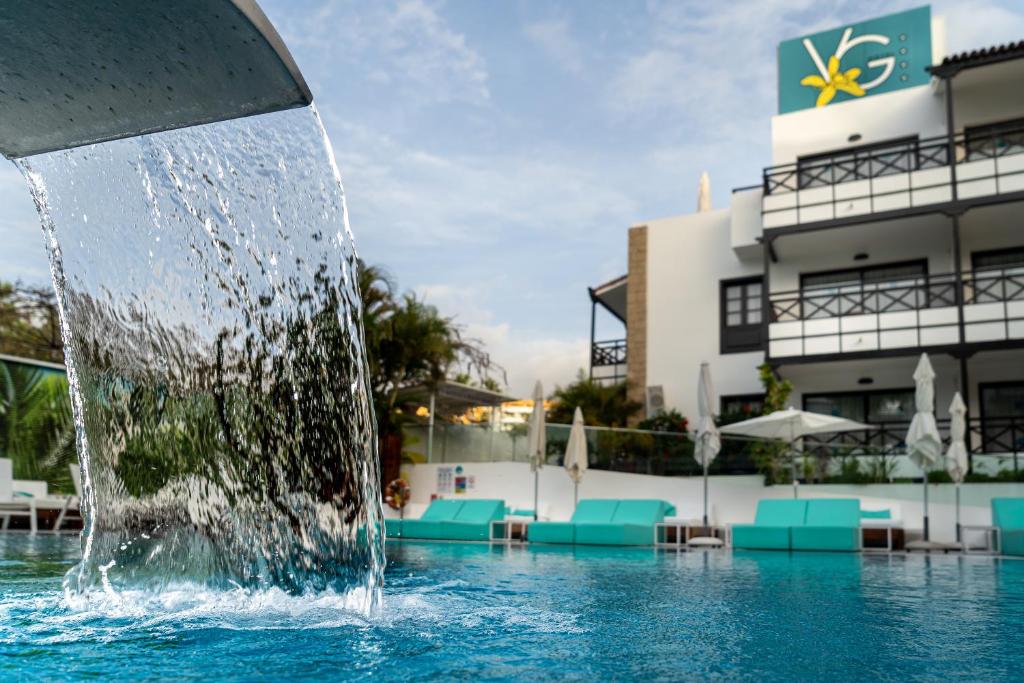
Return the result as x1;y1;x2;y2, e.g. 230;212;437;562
396;380;517;415
928;40;1024;78
589;274;627;323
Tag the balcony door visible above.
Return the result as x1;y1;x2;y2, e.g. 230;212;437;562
800;260;928;319
970;247;1024;304
803;388;915;450
980;382;1024;454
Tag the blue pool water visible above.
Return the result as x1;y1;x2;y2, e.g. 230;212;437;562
1;535;1023;682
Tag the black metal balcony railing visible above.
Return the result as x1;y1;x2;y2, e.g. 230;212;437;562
591;339;626;366
963;269;1024;304
804;416;1024;468
765;136;950;195
767;268;1024;359
762;125;1024;227
771;273;958;322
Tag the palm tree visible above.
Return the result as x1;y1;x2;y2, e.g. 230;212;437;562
0;360;77;493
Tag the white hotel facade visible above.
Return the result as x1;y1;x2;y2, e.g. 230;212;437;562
589;8;1024;474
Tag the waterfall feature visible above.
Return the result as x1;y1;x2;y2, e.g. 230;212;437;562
16;106;384;612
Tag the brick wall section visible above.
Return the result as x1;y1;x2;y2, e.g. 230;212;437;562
626;225;647;424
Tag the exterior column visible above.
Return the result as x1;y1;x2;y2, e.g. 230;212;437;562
944;74;958;200
626;225;648;424
588;298;596;380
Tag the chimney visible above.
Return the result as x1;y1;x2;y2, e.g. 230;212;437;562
697;171;712;212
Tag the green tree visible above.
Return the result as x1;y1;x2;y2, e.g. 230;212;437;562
752;363;794;485
0;282;64;364
547;370;642;427
0;360;77;492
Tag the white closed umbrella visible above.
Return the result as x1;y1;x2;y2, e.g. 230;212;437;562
564;407;588;506
695;363;721;528
906;353;942;542
527;381;546;521
721;407;874;498
947;392;969;543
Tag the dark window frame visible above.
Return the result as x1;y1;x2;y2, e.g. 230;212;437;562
978;380;1024;454
971;246;1024;272
797;258;930;319
720;393;766;418
964;117;1024;161
802;386;917;424
800;258;929;292
979;381;1024;418
719;276;764;354
970;247;1024;303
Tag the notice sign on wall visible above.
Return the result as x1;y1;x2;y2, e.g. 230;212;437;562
778;6;932;114
437;466;454;494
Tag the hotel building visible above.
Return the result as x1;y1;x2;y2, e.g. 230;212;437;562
589;7;1024;474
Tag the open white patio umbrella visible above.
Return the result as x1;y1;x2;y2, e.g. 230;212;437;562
905;353;942;542
564;407;588;506
947;392;969;543
527;381;546;521
694;363;721;528
721;407;874;498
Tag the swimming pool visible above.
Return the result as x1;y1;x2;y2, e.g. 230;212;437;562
1;535;1022;681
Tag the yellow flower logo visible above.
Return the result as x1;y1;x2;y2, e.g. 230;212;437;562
801;55;865;107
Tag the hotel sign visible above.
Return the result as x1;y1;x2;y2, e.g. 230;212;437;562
778;6;932;114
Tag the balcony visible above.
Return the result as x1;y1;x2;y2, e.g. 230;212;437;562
591;338;626;384
804;416;1024;472
768;269;1024;360
762;125;1024;230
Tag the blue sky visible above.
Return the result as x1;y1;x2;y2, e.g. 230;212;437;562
2;0;1023;395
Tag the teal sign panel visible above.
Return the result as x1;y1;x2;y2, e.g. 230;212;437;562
778;6;932;114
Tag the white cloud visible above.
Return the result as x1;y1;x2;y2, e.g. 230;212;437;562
935;1;1024;55
524;19;584;74
0;161;51;284
274;0;489;107
415;283;587;396
322;114;639;250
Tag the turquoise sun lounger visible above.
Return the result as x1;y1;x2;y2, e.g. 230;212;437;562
386;499;505;541
791;499;861;551
733;499;861;551
992;498;1024;556
732;500;806;550
528;499;675;546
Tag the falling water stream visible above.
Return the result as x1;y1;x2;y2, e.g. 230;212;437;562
15;106;384;612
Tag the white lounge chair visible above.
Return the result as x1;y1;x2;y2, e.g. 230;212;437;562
53;462;83;531
0;458;37;534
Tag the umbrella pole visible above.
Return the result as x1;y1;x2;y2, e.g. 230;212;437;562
574;480;578;507
922;471;930;542
533;468;539;521
702;456;709;530
955;483;961;543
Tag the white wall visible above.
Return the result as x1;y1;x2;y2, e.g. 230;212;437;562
769;213;955;293
396;461;1024;544
771;85;946;166
953;60;1024;132
729;187;764;256
644;208;764;421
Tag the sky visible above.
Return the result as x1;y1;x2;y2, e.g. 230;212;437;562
2;0;1023;396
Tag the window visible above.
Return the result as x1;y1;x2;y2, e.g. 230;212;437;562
804;389;915;424
965;118;1024;161
980;382;1024;454
720;394;765;420
971;247;1024;303
720;277;764;354
800;260;928;319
